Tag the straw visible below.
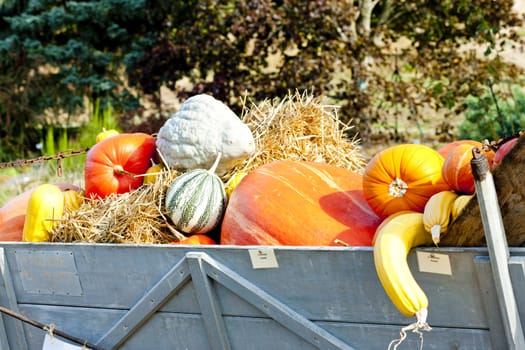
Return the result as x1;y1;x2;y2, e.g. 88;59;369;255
51;169;184;244
224;90;365;178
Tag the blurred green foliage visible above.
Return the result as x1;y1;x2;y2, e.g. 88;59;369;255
459;84;525;141
0;0;524;162
40;98;119;173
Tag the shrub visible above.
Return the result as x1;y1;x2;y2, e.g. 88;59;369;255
459;84;525;141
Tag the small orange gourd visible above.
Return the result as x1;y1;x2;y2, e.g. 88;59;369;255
442;143;495;195
437;139;481;159
363;144;450;219
84;132;157;199
171;235;217;245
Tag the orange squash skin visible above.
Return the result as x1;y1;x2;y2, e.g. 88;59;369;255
437;139;481;159
220;160;382;246
171;235;217;245
84;133;156;199
442;143;495;195
362;144;450;219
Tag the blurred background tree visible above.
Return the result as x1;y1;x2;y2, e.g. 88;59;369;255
0;0;523;161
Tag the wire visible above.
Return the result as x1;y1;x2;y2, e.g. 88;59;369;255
0;305;104;350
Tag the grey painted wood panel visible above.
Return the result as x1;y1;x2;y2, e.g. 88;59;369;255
0;242;516;349
2;244;494;327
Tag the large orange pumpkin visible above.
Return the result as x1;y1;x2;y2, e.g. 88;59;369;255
0;183;81;241
442;143;495;195
362;144;450;219
220;160;382;246
84;133;157;199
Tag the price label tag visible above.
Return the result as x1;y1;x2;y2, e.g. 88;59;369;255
248;249;279;269
417;251;452;275
42;334;88;350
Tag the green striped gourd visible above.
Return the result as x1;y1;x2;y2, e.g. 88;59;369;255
165;153;227;234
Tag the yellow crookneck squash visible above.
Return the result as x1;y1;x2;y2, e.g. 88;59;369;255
22;184;65;242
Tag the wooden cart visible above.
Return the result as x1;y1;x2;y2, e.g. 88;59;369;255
2;143;525;350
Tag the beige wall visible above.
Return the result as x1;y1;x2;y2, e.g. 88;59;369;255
514;0;525;13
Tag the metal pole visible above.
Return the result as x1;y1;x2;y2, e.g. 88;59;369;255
0;305;103;350
471;148;525;350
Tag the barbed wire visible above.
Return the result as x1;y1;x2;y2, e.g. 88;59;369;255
0;148;90;176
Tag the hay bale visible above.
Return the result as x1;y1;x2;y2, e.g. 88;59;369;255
228;90;365;176
51;169;184;244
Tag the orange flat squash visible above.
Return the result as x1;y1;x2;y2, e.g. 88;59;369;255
437;139;482;159
442;143;495;195
220;160;382;246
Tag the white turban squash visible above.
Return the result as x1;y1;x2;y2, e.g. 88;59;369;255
156;94;255;175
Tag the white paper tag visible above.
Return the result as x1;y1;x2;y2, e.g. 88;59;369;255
417;251;452;275
248;249;279;269
42;334;88;350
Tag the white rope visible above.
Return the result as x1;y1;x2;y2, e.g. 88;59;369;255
388;309;432;350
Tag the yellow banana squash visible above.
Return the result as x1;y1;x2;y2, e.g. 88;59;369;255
143;163;164;185
373;211;433;323
224;171;248;197
451;194;474;220
423;190;458;245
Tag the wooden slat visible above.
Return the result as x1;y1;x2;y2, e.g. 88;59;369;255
471;155;525;349
0;247;27;350
508;256;525;331
408;247;489;328
188;253;232;350
0;249;10;350
0;302;9;350
0;243;508;349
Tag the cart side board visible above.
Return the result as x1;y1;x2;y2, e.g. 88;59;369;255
0;243;521;349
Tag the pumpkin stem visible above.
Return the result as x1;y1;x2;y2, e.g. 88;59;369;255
333;238;350;247
388;177;408;198
113;164;137;177
208;152;222;175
